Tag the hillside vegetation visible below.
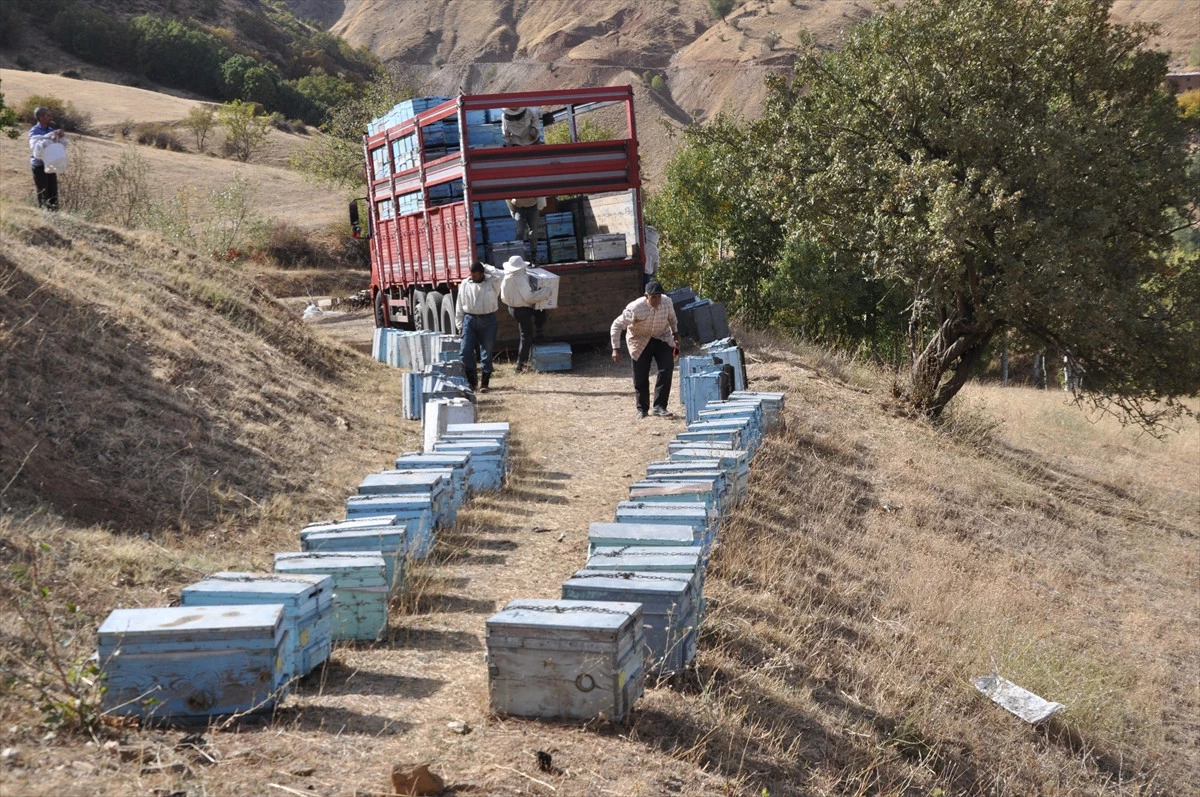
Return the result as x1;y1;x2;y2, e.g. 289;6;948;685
1;204;1196;795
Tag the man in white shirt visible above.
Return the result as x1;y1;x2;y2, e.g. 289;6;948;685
611;281;681;419
455;261;502;392
500;255;553;373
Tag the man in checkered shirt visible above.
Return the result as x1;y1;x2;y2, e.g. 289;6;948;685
610;281;681;419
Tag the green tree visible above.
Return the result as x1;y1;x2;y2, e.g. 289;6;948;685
543;118;617;145
181;106;216;151
0;93;20;139
758;0;1199;427
218;99;270;162
290;67;413;189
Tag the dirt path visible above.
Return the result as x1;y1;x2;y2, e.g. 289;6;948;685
197;335;721;795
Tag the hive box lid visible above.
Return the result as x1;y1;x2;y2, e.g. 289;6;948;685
346;494;436;511
433;440;503;455
181;572;331;602
563;569;695;600
629;480;719;497
589;522;698;546
303;527;405;550
302;516;400;536
617;502;714;520
274;552;387;583
395;452;472;467
446;422;510;437
487;598;641;636
359;471;448;495
98;604;285;645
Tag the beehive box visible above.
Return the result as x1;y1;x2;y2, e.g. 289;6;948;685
395;452;472;502
682;369;728;424
384;467;462;516
446;421;511;440
643;467;735;508
301;516;401;536
486;599;645;721
531;343;572;372
97;604;288;720
674;426;745;452
586;546;704;576
685;418;759;453
301;527;407;596
432;440;504;492
344;495;435;558
562;570;699;675
180;572;332;680
358;472;454;528
614;502;717;549
726;391;786;431
587;522;701;555
628;479;724;516
423;398;476;452
526;267;561;310
583;233;627;261
438;429;509;459
273;552;388;643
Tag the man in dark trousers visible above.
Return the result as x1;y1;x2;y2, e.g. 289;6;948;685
28;107;66;210
455;261;502;392
610;281;681;419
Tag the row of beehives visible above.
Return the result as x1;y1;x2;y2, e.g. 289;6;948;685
484;342;784;723
93;400;511;722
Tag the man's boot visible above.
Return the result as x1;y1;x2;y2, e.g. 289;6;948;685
480;371;491;393
465;367;477;391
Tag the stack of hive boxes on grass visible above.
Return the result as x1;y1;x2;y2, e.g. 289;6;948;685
369;329;476;420
94;400;512;721
667;288;731;345
486;340;786;723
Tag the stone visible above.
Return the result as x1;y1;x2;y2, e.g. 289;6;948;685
446;721;470;735
391;762;445;795
1;747;18;763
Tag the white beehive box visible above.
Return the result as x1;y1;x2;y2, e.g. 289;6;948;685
583;233;627;261
525;266;560;310
587;521;701;555
562;570;699;675
273;552;388;643
486;599;645;722
395;452;472;502
97;604;289;720
180;572;333;681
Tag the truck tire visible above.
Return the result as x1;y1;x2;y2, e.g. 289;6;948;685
373;290;389;328
411;290;427;331
422;292;442;333
439;291;456;335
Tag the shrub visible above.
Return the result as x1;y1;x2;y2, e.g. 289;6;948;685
134;122;185;151
765;30;782;50
264;220;322;268
181;106;216;151
708;0;735;19
218;99;271;162
650;75;667;94
1179;89;1200;126
50;2;135;70
15;94;91;133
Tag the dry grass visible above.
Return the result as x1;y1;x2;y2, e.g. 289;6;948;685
1;204;1197;795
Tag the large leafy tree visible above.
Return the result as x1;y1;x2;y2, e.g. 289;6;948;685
761;0;1198;425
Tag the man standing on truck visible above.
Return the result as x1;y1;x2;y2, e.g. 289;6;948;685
455;261;503;393
611;281;681;419
500;255;553;373
502;106;546;264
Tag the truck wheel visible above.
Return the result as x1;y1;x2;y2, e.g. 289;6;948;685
439;292;455;335
422;292;442;332
411;290;427;331
373;290;389;328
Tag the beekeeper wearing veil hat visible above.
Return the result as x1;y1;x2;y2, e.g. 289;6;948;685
500;255;552;374
501;106;548;264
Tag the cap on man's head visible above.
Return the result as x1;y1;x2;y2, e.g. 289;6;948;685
645;281;664;296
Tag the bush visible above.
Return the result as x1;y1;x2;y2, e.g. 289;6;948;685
218;99;271;162
264;220;322;268
15;95;91;133
50;2;135;70
133;122;185;151
1179;89;1200;126
708;0;735;19
650;75;667;94
181;106;216;151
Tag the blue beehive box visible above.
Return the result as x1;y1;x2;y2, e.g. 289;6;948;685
644;466;735;508
486;599;645;722
344;496;435;558
395;452;472;501
687;417;759;452
432;439;504;492
682;369;726;424
180;572;333;680
562;570;700;675
445;421;510;444
727;391;786;430
587;521;702;555
358;471;454;528
531;343;572;372
614;502;717;549
97;604;289;720
587;546;704;575
385;467;462;515
674;425;745;451
629;478;725;518
300;515;401;536
301;527;407;596
273;552;388;643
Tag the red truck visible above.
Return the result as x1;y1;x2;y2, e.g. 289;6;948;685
351;86;648;343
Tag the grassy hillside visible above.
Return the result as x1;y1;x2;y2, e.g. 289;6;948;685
0;203;1196;795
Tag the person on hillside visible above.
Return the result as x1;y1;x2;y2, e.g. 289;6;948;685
500;255;552;373
28;107;66;211
455;261;502;393
611;280;681;419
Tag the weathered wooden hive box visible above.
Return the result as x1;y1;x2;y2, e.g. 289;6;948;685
531;343;572;372
562;570;699;675
674;425;745;452
727;391;785;430
382;466;462;515
628;479;725;518
401;371;423;419
97;604;288;720
485;598;645;722
698;343;747;390
344;495;435;558
690;415;761;452
587;521;701;555
359;471;455;528
273;552;388;643
180;572;332;680
699;402;764;440
301;527;407;596
438;430;509;463
681;369;727;424
643;465;730;500
587;546;709;619
395;451;472;501
614;502;717;549
667;447;751;499
432;440;504;492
